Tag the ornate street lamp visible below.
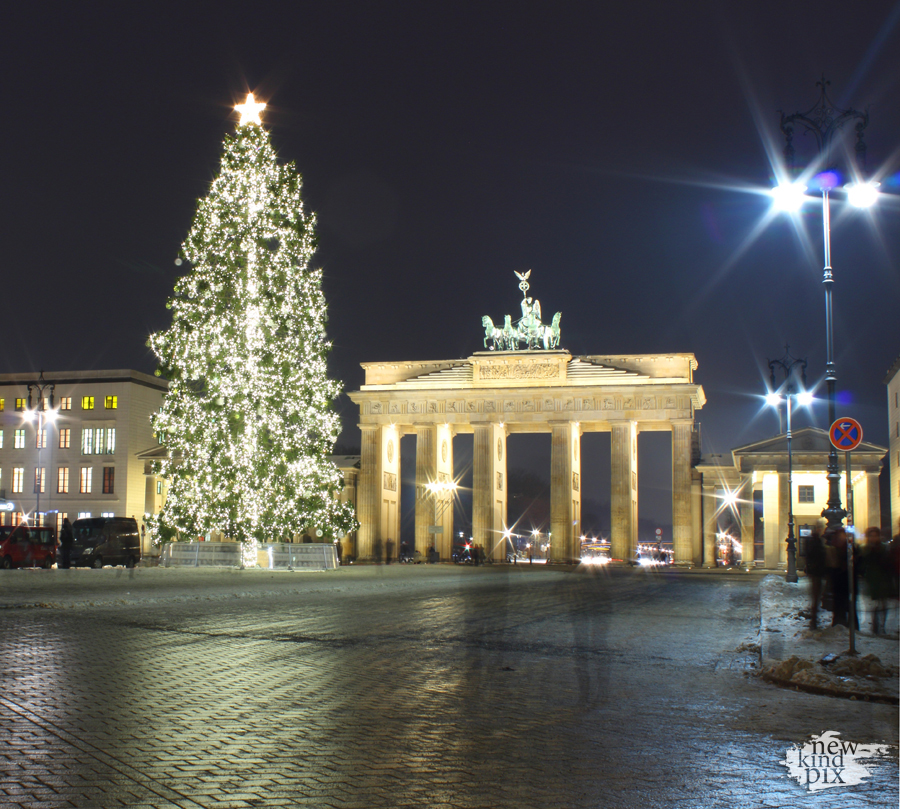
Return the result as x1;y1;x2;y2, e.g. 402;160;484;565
23;372;57;526
772;77;879;532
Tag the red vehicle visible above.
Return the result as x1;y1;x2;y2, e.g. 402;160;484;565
0;524;58;569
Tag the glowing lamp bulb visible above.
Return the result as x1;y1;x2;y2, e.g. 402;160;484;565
765;392;782;407
770;183;807;212
846;181;879;209
796;391;814;407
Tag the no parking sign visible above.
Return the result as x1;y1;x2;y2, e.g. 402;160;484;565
829;418;863;451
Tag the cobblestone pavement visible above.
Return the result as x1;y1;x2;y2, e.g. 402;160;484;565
1;565;897;808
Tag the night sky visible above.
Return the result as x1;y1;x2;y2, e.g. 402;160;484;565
4;2;899;534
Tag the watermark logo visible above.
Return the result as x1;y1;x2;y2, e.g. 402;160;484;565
781;730;889;792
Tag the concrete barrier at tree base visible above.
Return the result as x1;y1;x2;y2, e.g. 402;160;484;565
159;541;337;570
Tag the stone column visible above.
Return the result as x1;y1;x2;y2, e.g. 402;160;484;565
550;421;581;562
740;476;755;569
672;423;693;565
357;425;380;561
864;471;881;531
691;472;702;566
435;423;455;561
777;472;789;566
414;424;436;560
701;480;717;568
472;422;507;561
611;421;638;562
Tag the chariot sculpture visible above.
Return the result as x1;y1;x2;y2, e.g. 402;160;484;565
482;270;561;351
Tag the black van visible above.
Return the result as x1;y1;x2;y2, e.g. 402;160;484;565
66;517;141;568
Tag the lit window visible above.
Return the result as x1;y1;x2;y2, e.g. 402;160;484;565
106;428;116;454
34;468;45;494
0;399;4;411
104;396;117;409
82;428;94;455
80;467;92;494
58;467;69;494
15;398;26;411
101;512;114;518
102;467;115;494
78;512;91;520
35;429;47;449
56;512;67;532
59;429;70;449
14;429;25;449
12;468;24;493
82;396;94;410
13;512;23;525
157;480;163;495
59;397;71;411
798;485;815;503
0;430;3;449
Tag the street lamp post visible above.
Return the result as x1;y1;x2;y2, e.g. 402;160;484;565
767;347;808;583
775;77;879;532
25;372;56;526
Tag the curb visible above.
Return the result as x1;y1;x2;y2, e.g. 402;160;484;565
759;671;899;705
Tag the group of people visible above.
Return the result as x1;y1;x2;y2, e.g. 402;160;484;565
805;520;900;633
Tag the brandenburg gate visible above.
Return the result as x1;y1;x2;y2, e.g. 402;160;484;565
348;273;705;564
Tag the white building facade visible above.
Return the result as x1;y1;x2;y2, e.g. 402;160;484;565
0;370;167;549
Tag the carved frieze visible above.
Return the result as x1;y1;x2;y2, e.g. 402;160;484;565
383;472;397;492
480;363;558;380
573;472;580;492
497;471;503;491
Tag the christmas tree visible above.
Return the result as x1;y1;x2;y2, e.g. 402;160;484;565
149;93;357;560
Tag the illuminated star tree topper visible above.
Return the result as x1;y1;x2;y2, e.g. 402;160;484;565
148;92;357;554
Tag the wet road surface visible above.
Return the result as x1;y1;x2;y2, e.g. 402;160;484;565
1;565;897;807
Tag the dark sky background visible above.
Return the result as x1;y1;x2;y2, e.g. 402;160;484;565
3;2;898;538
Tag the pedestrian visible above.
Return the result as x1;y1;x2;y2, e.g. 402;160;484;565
385;538;394;564
804;525;827;629
334;539;343;566
827;528;859;629
59;518;74;569
860;527;890;634
373;537;383;565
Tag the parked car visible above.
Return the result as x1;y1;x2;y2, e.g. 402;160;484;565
66;517;141;568
0;524;58;569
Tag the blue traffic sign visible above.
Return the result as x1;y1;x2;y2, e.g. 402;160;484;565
829;418;863;451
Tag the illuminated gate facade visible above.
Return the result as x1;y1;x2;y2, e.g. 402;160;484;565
348;350;705;564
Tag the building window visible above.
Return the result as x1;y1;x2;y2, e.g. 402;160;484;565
104;396;118;409
80;467;92;494
58;467;69;493
59;428;70;449
81;427;115;455
35;429;47;449
157;480;163;495
14;429;25;449
0;399;4;411
101;512;114;518
13;512;23;525
102;467;115;494
34;468;45;494
82;396;94;410
0;430;3;449
60;397;71;411
78;512;91;520
56;512;67;532
15;398;26;411
12;468;24;493
798;485;815;503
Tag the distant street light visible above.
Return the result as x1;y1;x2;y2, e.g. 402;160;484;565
767;347;809;583
23;372;57;526
774;77;880;532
